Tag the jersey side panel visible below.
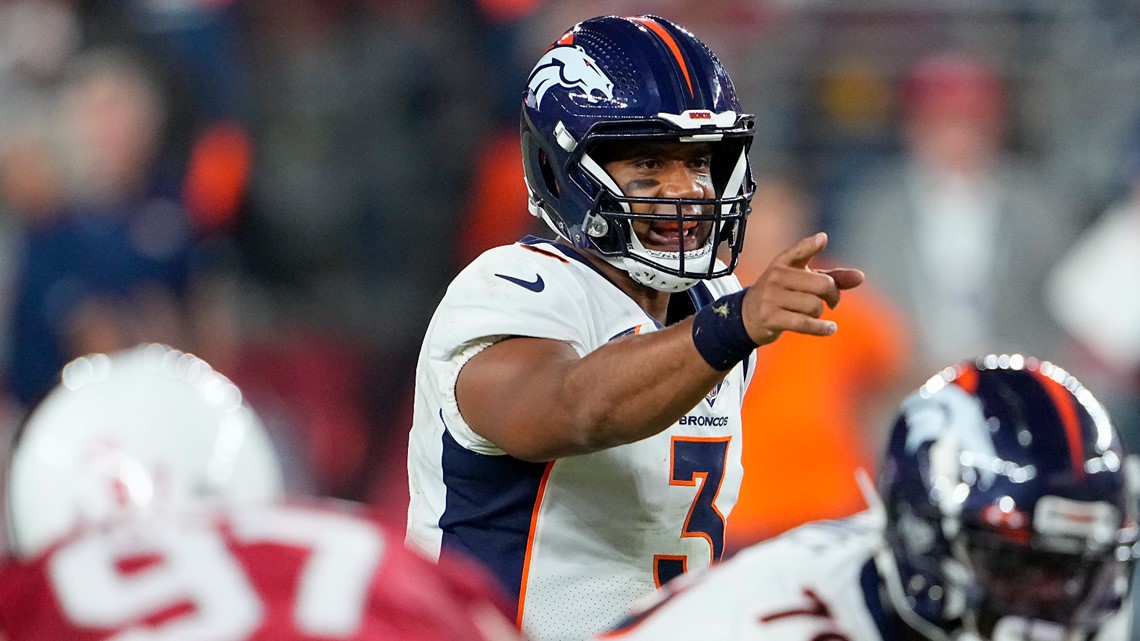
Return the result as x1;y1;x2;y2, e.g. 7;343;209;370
437;427;551;623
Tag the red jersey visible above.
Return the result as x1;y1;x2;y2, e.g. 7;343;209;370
0;502;522;641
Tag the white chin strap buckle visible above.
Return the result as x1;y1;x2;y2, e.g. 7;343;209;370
625;260;698;293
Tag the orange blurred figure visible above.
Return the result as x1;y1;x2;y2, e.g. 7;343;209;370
725;173;912;551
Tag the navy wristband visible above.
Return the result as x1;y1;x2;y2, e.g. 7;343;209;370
691;289;758;371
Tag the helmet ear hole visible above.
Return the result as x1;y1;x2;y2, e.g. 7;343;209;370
538;149;559;196
709;139;748;197
520;126;560;202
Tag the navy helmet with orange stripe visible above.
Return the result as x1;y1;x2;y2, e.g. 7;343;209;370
520;15;755;292
873;354;1139;641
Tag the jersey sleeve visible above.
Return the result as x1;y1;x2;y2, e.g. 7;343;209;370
423;243;596;452
431;244;594;355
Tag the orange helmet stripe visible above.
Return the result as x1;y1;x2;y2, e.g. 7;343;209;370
628;17;694;98
1032;370;1086;482
953;363;979;394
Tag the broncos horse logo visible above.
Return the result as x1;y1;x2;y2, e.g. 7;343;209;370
527;45;615;108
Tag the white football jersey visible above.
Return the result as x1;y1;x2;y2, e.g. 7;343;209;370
596;511;1133;641
407;237;753;641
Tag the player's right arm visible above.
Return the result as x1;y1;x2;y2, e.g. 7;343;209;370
456;233;863;462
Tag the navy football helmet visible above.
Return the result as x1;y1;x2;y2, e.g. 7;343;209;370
520;15;755;292
876;355;1139;641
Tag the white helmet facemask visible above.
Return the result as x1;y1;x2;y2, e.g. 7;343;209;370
579;148;721;293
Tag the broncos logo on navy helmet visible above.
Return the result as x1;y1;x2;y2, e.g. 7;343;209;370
526;45;614;109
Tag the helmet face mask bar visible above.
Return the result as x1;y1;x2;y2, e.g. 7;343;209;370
581;125;753;277
588;193;735;276
873;355;1140;641
964;530;1121;627
521;15;756;293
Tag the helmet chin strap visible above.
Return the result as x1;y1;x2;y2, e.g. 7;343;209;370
617;255;698;292
607;233;715;293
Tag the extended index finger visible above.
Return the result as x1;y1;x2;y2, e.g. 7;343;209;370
775;232;828;270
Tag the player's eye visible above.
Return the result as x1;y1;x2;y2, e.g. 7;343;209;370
689;156;712;171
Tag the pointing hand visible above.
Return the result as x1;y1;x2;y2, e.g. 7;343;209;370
741;232;865;346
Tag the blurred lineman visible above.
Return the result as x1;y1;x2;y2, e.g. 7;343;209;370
0;344;522;641
405;14;863;641
597;355;1138;641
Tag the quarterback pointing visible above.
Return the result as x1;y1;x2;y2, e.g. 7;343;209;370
599;355;1138;641
405;14;863;641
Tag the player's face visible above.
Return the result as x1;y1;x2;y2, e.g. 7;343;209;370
601;140;715;253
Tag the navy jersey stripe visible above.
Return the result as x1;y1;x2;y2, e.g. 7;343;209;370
439;426;548;618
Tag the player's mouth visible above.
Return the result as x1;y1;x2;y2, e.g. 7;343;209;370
645;220;704;252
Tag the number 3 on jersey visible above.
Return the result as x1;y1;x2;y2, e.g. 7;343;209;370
653;436;730;587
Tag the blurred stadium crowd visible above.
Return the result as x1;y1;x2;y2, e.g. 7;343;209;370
1;0;1139;548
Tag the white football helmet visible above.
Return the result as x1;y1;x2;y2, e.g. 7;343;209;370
5;343;283;559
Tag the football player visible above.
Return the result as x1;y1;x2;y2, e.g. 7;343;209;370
0;343;522;641
596;354;1138;641
406;13;864;641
